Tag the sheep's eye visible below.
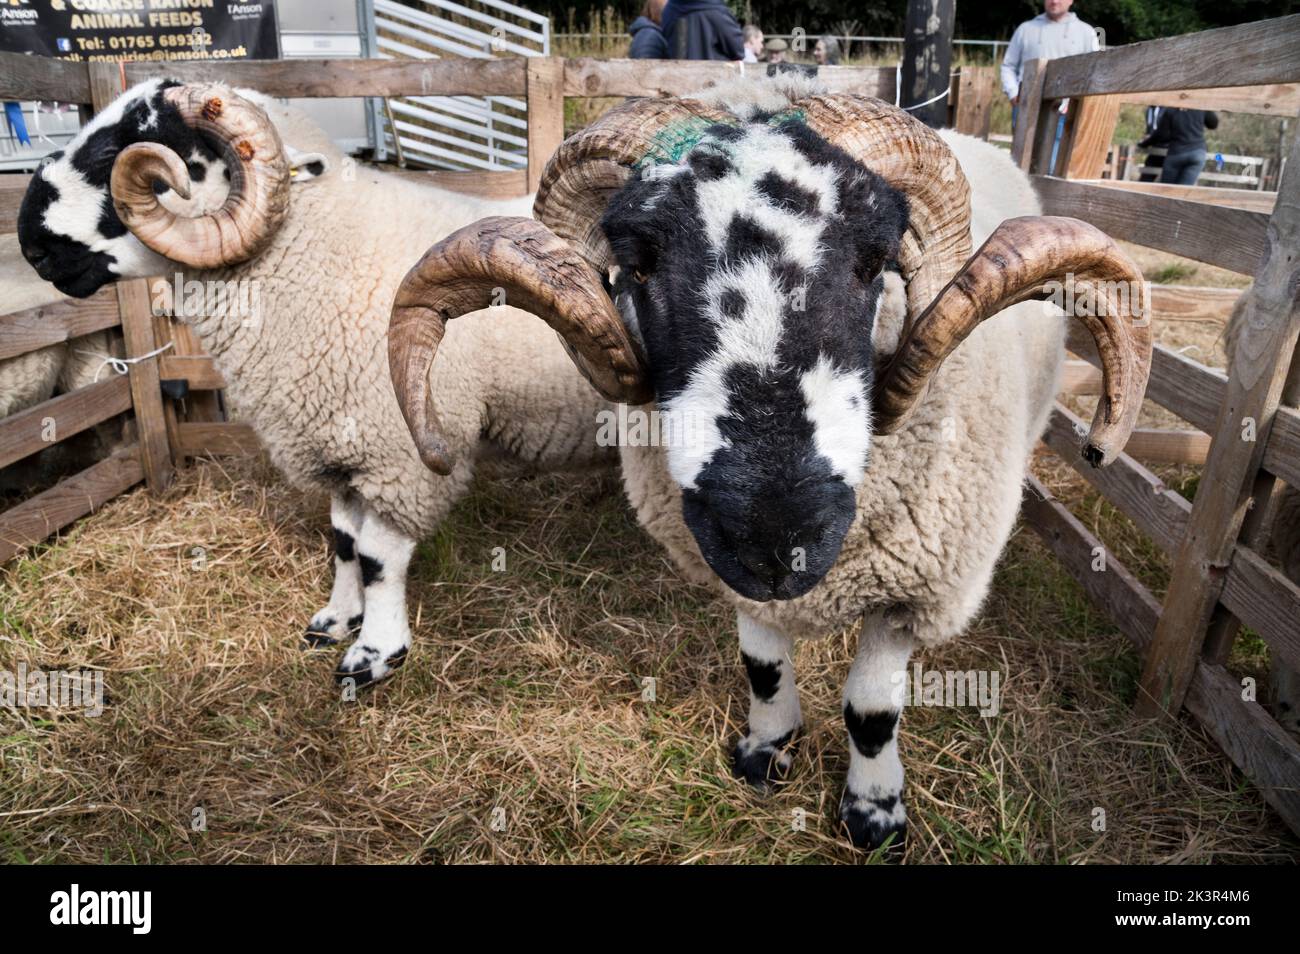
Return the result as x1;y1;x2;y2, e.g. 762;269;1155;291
633;269;650;284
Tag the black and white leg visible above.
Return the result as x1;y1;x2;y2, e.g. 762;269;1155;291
335;510;416;687
732;613;802;789
840;615;913;852
305;494;366;647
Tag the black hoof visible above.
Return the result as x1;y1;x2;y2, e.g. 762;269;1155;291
304;613;363;649
731;731;797;790
334;645;408;688
303;625;339;648
839;791;906;856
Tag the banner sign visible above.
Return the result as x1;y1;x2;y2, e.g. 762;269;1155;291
0;1;280;62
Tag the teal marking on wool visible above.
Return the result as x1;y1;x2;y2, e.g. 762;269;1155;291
636;115;732;168
767;107;806;126
634;107;811;169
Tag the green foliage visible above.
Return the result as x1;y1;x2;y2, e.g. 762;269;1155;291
1149;262;1198;284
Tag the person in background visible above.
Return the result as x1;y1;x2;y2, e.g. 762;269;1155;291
1138;105;1165;182
1000;0;1099;171
814;35;842;65
1140;107;1219;185
763;37;788;64
742;24;764;63
629;0;669;59
661;0;744;61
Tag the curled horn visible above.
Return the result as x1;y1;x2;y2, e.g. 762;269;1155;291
799;96;1150;465
110;83;290;268
874;216;1152;466
388;216;651;475
533;96;735;272
793;94;973;323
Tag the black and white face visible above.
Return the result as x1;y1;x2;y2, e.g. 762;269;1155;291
602;118;908;602
17;79;231;298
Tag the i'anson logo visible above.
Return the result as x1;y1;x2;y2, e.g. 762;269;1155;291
49;884;151;935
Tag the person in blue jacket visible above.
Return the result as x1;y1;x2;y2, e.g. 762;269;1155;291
661;0;744;61
629;0;669;59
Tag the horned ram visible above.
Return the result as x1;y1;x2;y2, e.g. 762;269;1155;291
15;80;611;684
387;73;1152;850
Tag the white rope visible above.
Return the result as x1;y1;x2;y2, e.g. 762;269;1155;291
31;103;50;147
894;62;952;112
76;342;174;383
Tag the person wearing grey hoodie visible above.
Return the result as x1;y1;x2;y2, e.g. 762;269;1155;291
1000;0;1100;103
1000;0;1100;171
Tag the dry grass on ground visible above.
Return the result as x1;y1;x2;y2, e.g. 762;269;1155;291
1;449;1295;864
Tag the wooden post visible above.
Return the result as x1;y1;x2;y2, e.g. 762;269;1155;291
1010;58;1050;172
953;66;995;138
526;57;565;194
1135;129;1300;718
1203;331;1300;664
901;0;955;129
88;62;174;493
1032;95;1065;175
149;301;182;463
1117;143;1132;180
1062;95;1122;180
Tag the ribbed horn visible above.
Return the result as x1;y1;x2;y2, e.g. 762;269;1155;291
388;216;651;475
111;84;290;268
874;216;1152;466
533;96;734;273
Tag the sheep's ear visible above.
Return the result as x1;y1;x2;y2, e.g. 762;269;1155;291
286;145;330;183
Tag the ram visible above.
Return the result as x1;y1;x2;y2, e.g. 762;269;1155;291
388;73;1152;850
16;80;611;685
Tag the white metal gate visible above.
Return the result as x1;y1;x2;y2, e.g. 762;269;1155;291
0;101;81;173
366;0;549;171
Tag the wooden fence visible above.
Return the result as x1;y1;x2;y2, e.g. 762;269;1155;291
2;26;1298;832
0;54;995;565
1011;14;1300;833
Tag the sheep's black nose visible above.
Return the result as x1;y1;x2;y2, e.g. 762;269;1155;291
736;543;791;592
29;254;57;281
